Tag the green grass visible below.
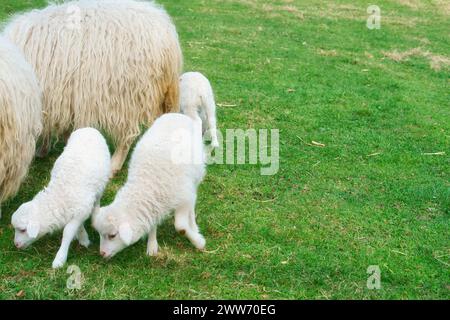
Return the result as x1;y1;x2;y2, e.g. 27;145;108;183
0;0;449;299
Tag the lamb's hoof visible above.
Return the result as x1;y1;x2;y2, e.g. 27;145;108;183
194;235;206;251
52;258;66;269
79;239;91;248
146;246;158;257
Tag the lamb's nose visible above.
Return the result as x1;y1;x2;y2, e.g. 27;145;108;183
15;242;22;249
100;251;106;257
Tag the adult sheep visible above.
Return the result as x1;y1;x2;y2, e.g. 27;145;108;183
0;36;42;218
3;0;183;175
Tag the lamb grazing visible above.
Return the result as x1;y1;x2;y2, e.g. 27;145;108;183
93;113;206;259
180;72;219;148
0;36;42;219
3;0;183;176
11;128;111;268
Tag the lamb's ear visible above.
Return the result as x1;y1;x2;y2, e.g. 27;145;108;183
26;220;40;239
119;222;133;246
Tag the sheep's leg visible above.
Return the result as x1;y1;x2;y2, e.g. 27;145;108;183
93;204;100;216
188;201;205;249
146;225;158;256
52;220;82;269
36;134;51;158
78;199;99;248
188;206;200;233
92;198;101;216
76;225;90;248
186;194;200;233
163;78;180;113
110;143;130;177
63;130;72;144
174;203;206;250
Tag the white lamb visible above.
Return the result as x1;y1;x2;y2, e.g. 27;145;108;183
93;113;206;259
11;128;111;268
180;72;219;148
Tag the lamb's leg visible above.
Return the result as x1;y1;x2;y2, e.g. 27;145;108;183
110;143;130;177
189;208;200;233
52;220;82;269
36;134;51;158
92;198;101;217
174;203;206;250
146;225;158;256
76;225;90;248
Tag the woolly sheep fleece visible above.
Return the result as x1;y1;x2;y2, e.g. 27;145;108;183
0;36;42;217
3;0;183;173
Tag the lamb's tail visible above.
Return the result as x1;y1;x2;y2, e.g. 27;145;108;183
200;92;219;148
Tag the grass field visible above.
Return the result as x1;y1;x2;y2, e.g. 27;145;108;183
0;0;449;299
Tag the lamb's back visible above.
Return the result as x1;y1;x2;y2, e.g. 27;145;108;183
50;128;110;190
124;114;204;207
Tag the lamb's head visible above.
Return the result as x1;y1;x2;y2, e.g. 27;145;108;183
11;201;42;249
93;205;136;259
